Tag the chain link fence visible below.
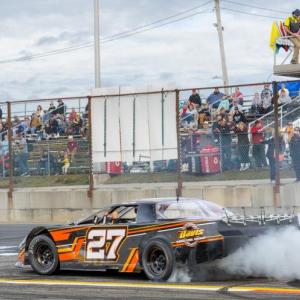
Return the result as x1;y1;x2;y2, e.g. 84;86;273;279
0;80;300;204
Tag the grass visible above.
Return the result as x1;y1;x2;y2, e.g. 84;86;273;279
0;174;89;189
0;169;296;188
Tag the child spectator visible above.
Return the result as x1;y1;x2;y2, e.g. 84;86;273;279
62;151;70;174
67;135;78;162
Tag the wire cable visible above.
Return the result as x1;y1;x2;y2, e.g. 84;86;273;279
222;0;290;15
0;1;213;65
221;7;285;20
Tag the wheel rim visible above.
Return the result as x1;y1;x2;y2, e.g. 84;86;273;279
147;246;167;276
35;242;54;269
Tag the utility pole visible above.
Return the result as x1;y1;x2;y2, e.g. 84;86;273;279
214;0;229;92
94;0;101;88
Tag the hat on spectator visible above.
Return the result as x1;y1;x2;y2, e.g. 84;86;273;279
292;9;300;16
203;121;209;125
68;135;73;140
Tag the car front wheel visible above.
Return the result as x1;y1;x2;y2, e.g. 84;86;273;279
28;234;60;275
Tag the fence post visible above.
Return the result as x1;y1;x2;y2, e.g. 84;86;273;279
273;81;280;207
7;101;14;208
175;90;183;197
87;96;94;199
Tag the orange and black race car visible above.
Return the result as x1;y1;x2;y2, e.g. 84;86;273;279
16;198;299;281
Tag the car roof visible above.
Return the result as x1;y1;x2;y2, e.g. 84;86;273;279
113;197;208;206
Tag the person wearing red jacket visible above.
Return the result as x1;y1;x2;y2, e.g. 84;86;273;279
251;120;267;168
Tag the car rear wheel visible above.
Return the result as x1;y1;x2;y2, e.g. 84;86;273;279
142;239;174;281
28;235;59;275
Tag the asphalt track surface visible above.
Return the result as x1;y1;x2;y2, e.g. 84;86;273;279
1;225;300;299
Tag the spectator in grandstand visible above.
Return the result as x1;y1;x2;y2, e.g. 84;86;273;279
30;113;42;134
15;134;29;176
290;127;300;181
48;101;56;114
217;96;230;112
251;92;262;116
13;116;20;128
198;121;213;149
72;113;83;135
69;108;77;123
181;103;194;125
36;105;44;120
212;115;222;143
283;9;300;64
0;123;5;141
260;84;273;114
232;107;247;124
235;122;250;171
219;118;232;171
265;129;285;183
67;135;78;162
62;151;70;174
278;83;292;105
207;88;224;109
189;89;201;107
250;120;267;168
198;103;210;127
49;115;59;137
229;99;243;114
286;122;294;143
1;135;9;155
17;117;30;135
57;99;66;116
231;87;244;106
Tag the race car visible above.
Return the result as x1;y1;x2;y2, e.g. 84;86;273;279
16;198;299;281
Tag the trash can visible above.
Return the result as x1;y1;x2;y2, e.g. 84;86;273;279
106;161;122;175
200;146;220;174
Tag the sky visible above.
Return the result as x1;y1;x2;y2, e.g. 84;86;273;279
0;0;298;102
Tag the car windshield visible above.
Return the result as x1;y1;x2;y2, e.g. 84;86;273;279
156;199;232;220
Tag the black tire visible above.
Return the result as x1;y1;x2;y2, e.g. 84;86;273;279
28;235;60;275
142;239;175;281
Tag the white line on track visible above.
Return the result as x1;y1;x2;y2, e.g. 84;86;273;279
0;246;17;250
0;253;18;256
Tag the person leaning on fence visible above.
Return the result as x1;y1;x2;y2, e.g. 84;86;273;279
235;122;250;171
265;129;285;183
250;120;268;169
289;127;300;181
284;9;300;64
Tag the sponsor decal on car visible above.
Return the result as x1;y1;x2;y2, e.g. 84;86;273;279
177;223;205;247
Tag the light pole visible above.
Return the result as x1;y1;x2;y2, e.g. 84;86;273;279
214;0;229;93
94;0;101;88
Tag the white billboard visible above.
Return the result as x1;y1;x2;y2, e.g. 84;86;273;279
91;86;177;171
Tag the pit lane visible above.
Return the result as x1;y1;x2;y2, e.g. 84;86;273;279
0;224;299;300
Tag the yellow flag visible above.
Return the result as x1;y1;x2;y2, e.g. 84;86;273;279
269;21;280;51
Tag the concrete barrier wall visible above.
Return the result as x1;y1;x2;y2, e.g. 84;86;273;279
0;180;299;223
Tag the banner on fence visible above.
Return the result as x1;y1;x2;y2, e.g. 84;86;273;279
91;86;178;171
